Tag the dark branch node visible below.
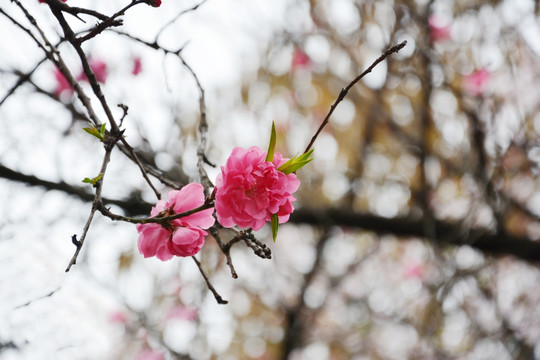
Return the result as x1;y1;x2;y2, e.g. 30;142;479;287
71;234;81;248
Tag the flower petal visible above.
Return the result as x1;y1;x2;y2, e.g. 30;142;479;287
180;207;215;229
137;223;169;258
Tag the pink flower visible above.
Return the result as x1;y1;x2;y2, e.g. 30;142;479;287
136;183;214;260
132;56;142;76
53;67;73;97
291;48;311;71
215;146;300;230
166;305;198;321
464;68;491;96
403;261;424;279
428;15;451;43
76;57;108;84
108;311;128;325
135;349;164;360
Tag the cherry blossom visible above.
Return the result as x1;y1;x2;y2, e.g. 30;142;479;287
428;15;451;43
291;48;311;71
76;57;108;84
53;67;73;97
402;261;424;279
136;183;214;260
108;311;128;325
215;146;300;231
464;68;491;96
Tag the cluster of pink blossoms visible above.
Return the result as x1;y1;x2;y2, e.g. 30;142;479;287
215;146;300;230
137;143;304;260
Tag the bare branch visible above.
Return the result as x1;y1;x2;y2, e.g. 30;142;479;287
303;40;407;153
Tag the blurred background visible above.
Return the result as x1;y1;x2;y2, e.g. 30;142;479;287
2;0;540;359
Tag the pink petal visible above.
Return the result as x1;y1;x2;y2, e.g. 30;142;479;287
171;227;199;245
132;57;142;75
137;223;169;258
170;183;205;213
156;246;174;261
150;199;167;216
180;207;215;229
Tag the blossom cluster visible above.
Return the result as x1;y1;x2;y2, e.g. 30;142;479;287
137;126;310;260
215;146;300;231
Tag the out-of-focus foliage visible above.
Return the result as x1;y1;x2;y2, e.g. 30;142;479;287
2;0;540;359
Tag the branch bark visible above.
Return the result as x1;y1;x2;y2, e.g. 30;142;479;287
2;164;539;263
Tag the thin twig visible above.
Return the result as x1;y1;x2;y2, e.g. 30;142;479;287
303;40;407;154
180;55;214;196
155;0;209;41
0;56;47;107
209;227;238;279
192;257;228;304
39;0;111;21
97;200;214;224
14;287;60;309
75;1;145;44
8;1;102;128
48;1;162;200
65;132;118;272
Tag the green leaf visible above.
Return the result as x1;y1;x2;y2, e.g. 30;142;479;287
278;149;314;174
280;159;313;174
265;121;277;162
100;123;106;136
82;173;103;185
271;213;279;242
83;125;104;141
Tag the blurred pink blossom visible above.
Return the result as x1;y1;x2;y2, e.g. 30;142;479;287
149;0;162;7
108;311;128;325
135;349;165;360
428;15;451;43
53;67;73;97
76;57;108;84
403;261;424;279
464;68;491;96
215;146;300;230
137;183;214;260
132;56;142;76
166;305;198;321
291;48;311;70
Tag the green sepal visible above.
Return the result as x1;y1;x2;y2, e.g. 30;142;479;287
271;213;279;242
277;149;314;174
82;173;103;185
265;121;277;162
